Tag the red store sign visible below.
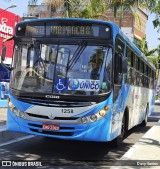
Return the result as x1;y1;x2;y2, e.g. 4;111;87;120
0;18;14;38
0;8;20;64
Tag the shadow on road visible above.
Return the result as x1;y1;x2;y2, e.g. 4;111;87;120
0;135;133;167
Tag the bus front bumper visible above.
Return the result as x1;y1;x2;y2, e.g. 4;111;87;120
7;109;112;142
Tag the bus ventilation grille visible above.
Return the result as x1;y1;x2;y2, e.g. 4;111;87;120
18;97;92;107
26;113;79;120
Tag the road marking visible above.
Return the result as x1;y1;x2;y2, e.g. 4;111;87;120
116;123;160;161
0;135;35;147
142;125;157;138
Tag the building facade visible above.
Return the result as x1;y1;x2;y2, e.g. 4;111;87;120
103;8;148;42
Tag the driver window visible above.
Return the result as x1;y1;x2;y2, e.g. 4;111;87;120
105;48;112;82
114;38;124;84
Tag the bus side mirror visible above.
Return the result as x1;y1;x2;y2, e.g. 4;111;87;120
0;45;12;71
122;57;127;74
1;45;6;62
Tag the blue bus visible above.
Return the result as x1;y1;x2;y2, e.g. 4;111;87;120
1;18;156;145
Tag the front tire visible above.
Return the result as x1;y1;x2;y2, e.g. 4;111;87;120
112;113;126;147
140;106;148;127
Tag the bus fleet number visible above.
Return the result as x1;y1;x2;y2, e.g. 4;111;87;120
62;109;74;113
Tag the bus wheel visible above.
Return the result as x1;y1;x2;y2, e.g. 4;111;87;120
112;114;126;147
140;106;148;127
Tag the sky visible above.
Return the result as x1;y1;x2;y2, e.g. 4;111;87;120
146;13;160;50
0;0;159;50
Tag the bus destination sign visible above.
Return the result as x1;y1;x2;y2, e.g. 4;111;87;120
50;26;92;36
16;21;111;39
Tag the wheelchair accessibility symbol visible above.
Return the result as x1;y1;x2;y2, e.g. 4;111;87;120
56;79;66;91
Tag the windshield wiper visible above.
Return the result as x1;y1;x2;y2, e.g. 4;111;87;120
67;41;87;71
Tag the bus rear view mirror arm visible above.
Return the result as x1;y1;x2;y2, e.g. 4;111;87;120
1;45;6;62
1;42;13;72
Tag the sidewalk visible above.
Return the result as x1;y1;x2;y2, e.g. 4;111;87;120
111;100;160;169
0;107;7;125
0;99;8;107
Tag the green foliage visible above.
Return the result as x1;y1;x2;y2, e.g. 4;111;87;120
151;1;160;30
136;36;159;67
41;0;157;22
107;0;157;28
147;55;158;67
75;0;107;19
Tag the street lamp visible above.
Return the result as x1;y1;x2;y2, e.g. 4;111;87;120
0;4;17;14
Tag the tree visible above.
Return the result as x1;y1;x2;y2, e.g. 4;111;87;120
152;1;160;31
78;0;108;19
40;0;157;23
136;36;158;67
156;44;160;69
42;0;85;18
136;36;157;56
41;0;64;17
106;0;157;28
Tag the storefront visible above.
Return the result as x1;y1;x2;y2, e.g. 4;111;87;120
0;8;20;101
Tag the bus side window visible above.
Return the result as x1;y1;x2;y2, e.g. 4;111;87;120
114;38;124;84
114;52;122;84
135;55;139;86
126;46;132;84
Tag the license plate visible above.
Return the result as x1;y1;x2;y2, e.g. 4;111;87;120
42;124;60;131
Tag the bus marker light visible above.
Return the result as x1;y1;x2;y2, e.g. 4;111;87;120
7;98;10;102
104;106;109;111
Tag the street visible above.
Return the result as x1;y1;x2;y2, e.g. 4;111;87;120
0;102;160;169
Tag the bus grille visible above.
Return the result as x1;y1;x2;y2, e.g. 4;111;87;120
26;113;79;120
18;97;92;107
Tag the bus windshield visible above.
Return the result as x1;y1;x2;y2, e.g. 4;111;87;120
10;41;112;96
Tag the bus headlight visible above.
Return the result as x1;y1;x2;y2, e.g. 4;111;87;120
81;117;88;123
8;100;26;119
12;107;20;116
81;106;110;124
19;111;25;118
90;114;97;122
99;109;106;117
